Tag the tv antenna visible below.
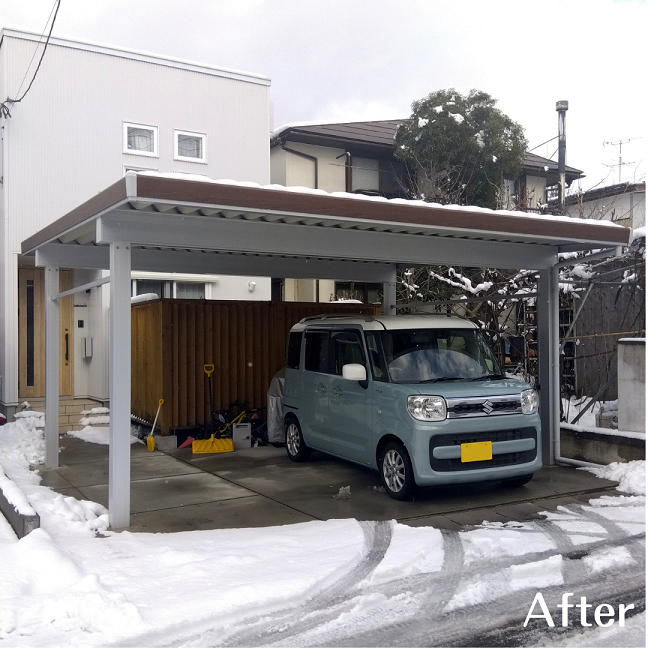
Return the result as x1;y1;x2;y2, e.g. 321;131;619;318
603;137;641;183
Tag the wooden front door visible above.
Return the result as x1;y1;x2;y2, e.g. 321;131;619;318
18;268;74;398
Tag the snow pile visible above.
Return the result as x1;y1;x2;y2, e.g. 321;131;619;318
0;418;110;537
131;293;159;304
582;460;646;496
0;463;36;516
365;523;444;585
78;415;110;426
13;410;44;429
461;522;554;563
70;407;140;446
0;528;142;638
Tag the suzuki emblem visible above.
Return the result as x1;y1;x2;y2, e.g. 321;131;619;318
482;400;494;415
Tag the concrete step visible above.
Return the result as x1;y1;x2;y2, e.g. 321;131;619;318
18;398;105;432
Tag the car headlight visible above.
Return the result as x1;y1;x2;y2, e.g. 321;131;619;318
407;395;447;421
520;389;539;414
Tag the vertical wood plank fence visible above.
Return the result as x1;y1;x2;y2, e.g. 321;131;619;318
131;299;380;433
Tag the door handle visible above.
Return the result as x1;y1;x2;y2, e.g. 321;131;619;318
315;383;327;394
331;386;343;397
65;333;69;362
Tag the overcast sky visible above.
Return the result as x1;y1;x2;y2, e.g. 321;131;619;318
3;0;645;190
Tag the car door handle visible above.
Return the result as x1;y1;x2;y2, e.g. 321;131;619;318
331;386;343;397
316;383;327;394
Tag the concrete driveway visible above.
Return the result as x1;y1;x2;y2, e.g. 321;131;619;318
40;436;618;533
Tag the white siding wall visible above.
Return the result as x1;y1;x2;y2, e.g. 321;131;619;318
525;176;547;210
272;142;347;192
566;191;645;229
0;33;271;406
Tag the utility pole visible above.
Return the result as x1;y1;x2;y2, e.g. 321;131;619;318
556;100;568;211
603;138;639;183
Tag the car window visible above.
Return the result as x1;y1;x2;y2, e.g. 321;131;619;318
286;331;302;369
379;329;501;383
365;331;388;381
304;331;331;374
332;330;366;375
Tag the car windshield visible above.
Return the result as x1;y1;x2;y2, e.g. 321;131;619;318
378;328;503;384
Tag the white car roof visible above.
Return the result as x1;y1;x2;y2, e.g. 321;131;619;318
291;314;478;331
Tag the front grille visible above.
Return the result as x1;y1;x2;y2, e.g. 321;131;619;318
447;394;522;418
429;427;537;472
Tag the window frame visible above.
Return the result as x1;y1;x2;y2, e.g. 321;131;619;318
123;122;158;158
174;129;207;163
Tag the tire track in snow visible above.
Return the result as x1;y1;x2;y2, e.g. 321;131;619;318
220;520;393;647
306;519;644;646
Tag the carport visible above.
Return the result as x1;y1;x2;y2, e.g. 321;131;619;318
21;172;630;528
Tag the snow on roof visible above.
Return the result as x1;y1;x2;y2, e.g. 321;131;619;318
134;171;625;230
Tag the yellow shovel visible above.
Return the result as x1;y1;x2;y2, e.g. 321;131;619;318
147;399;164;451
191;365;234;454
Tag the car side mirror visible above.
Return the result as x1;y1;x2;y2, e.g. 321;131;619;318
342;363;367;382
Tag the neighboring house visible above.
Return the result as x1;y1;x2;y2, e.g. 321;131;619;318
0;29;272;417
562;181;645;229
270;119;584;301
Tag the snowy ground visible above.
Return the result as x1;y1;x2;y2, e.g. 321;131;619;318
0;414;645;647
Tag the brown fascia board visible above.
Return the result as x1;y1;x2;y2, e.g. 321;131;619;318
135;175;630;246
21;178;129;254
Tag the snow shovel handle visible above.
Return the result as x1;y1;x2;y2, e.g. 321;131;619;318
151;398;164;434
204;364;215;377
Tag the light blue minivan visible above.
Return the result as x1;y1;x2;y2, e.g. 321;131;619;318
283;315;542;499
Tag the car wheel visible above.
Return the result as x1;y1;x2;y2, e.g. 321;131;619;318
285;419;310;462
502;474;534;488
379;442;416;500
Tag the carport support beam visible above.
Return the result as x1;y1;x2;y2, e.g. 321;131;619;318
537;268;560;465
44;266;60;468
108;242;132;529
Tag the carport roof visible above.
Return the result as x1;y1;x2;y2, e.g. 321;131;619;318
22;172;630;272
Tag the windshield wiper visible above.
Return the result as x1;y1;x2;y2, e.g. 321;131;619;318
419;376;465;383
471;374;505;381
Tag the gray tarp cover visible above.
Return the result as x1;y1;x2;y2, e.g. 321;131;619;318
267;368;285;443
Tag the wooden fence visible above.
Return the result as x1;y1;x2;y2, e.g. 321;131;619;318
131;299;380;433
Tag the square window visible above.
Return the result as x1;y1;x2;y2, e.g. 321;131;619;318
124;122;158;157
175;130;207;163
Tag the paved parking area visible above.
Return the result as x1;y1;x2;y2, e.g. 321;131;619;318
39;436;619;532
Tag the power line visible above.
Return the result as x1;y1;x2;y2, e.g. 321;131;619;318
0;0;61;119
15;0;59;99
528;135;558;152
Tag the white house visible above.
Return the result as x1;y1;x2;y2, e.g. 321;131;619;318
0;29;272;420
563;181;645;229
269;119;584;303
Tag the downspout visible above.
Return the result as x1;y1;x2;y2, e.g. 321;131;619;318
281;143;318;189
552;246;623;468
336;151;352;192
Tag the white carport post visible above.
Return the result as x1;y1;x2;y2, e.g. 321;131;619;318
108;242;132;528
44;266;60;468
537;267;560;465
382;268;397;316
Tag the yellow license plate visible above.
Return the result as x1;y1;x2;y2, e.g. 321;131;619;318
460;441;492;463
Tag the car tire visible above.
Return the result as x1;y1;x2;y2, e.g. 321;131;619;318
379;442;416;500
502;473;534;488
285;419;310;462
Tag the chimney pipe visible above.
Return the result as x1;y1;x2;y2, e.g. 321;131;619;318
556;100;568;210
